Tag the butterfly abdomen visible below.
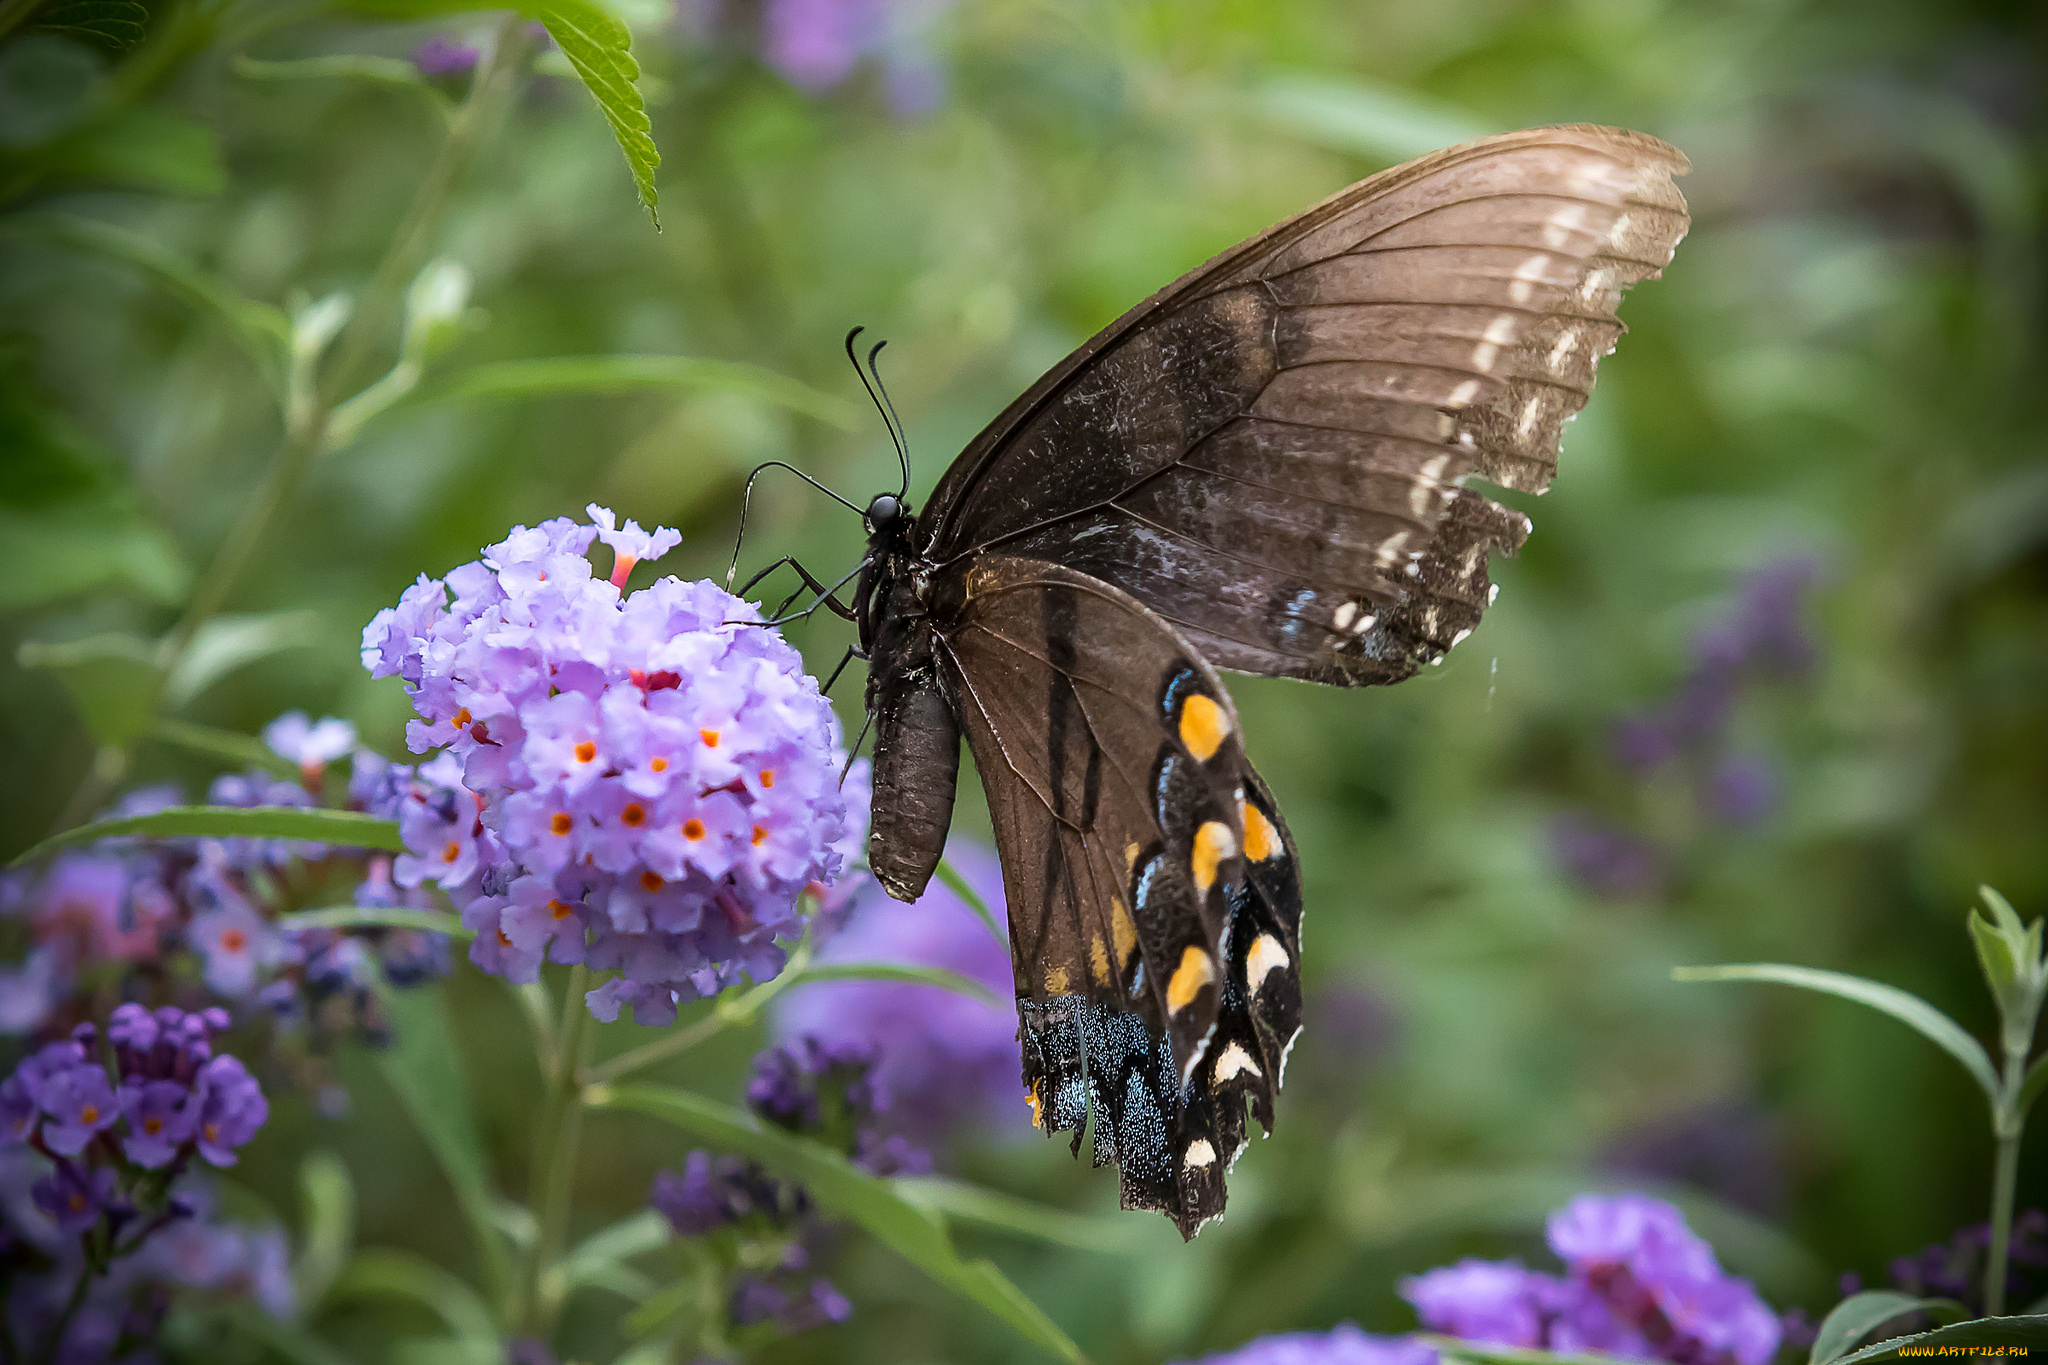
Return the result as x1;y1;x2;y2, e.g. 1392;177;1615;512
866;566;960;903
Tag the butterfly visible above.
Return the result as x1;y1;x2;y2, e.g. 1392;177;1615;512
824;125;1690;1237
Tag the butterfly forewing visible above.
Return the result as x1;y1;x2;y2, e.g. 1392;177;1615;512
918;126;1688;688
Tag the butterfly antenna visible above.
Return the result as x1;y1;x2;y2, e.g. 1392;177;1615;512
865;339;911;499
725;460;865;591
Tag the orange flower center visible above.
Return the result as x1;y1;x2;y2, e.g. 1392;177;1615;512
650;756;668;773
78;1104;99;1124
496;929;513;947
573;740;597;763
639;871;664;892
143;1116;163;1135
621;803;647;827
204;1123;220;1142
751;825;768;847
441;841;462;863
68;1193;87;1212
759;769;775;788
453;708;472;726
548;899;574;921
699;728;720;747
682;819;706;842
220;929;247;953
550;812;573;836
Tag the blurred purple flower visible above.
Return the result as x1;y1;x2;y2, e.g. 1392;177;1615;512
361;506;857;1024
773;839;1015;1138
1884;1209;2048;1317
731;1273;851;1330
1177;1324;1441;1365
1402;1259;1546;1347
264;711;357;775
31;1160;118;1234
413;36;480;76
1704;755;1780;826
1397;1194;1778;1365
1550;813;1665;899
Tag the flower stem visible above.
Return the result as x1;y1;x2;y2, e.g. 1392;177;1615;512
37;1263;92;1365
1987;1045;2029;1317
520;964;593;1337
585;937;814;1086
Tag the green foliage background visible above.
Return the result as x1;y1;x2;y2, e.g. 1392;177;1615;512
1;0;2045;1360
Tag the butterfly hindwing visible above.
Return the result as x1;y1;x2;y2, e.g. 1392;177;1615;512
916;126;1689;690
927;555;1303;1236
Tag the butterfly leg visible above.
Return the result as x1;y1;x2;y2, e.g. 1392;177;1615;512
762;560;868;628
737;556;862;623
820;644;868;695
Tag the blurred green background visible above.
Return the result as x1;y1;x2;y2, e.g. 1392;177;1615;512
2;0;2045;1360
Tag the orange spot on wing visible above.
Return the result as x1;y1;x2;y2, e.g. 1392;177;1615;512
1241;801;1279;862
1191;820;1238;894
1178;693;1231;762
1166;946;1216;1015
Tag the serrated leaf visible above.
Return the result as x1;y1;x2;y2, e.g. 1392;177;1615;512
587;1083;1084;1363
16;631;163;746
277;906;470;938
1673;964;2001;1104
1833;1313;2048;1364
800;961;999;1003
9;807;402;867
525;0;659;226
373;983;514;1309
1811;1291;1967;1365
34;1;149;50
295;1150;357;1312
164;610;324;710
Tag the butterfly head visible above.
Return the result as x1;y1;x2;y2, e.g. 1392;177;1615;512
863;492;905;539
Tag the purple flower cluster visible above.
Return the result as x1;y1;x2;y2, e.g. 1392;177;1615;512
772;839;1015;1139
1553;556;1820;899
1854;1209;2048;1319
360;505;856;1025
1400;1194;1780;1365
1;1149;292;1359
2;1007;266;1176
747;1036;930;1176
0;716;451;1051
648;1149;851;1342
749;0;949;112
1178;1325;1441;1365
412;35;481;77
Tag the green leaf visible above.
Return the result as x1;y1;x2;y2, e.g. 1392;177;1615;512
587;1083;1085;1363
2;217;289;380
1253;71;1493;164
1811;1291;1968;1365
936;856;1007;948
9;807;402;866
405;355;858;428
44;105;227;196
277;906;471;939
232;52;450;107
206;1300;356;1365
543;1207;667;1304
163;610;324;710
16;631;163;747
329;1247;501;1352
295;1150;357;1312
1832;1313;2048;1364
373;983;514;1309
1673;964;2001;1104
524;0;659;226
150;718;299;778
34;1;148;50
2018;1051;2048;1122
800;961;1000;1003
893;1176;1149;1252
0;502;188;609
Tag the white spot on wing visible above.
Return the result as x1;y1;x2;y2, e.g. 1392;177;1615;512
1448;379;1480;408
1517;394;1544;441
1487;582;1501;605
1451;628;1472;648
1541;204;1589;250
1580;267;1612;303
1548;329;1579;371
1509;253;1550;305
1247;934;1289;995
1333;601;1358;631
1184;1139;1217;1170
1213;1043;1262;1082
